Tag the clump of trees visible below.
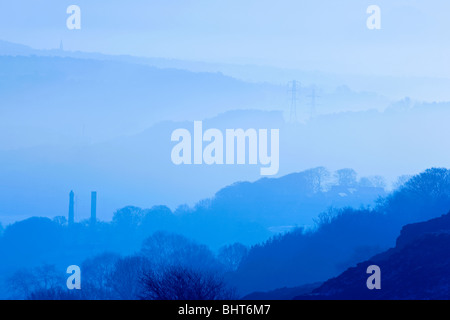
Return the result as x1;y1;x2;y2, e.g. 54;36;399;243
229;168;450;294
3;168;450;299
5;231;246;300
6;264;64;299
141;266;236;300
218;243;248;272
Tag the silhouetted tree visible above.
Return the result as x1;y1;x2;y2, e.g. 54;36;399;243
81;252;120;299
140;205;175;235
312;208;338;227
141;231;222;272
112;206;143;229
392;175;412;190
335;169;357;187
141;266;235;300
304;167;331;193
107;255;151;300
380;168;450;223
7;269;38;299
7;264;64;299
218;243;248;272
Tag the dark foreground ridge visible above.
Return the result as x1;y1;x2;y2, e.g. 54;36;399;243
295;212;450;300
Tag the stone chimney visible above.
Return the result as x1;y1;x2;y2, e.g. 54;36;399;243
90;191;97;225
68;190;75;225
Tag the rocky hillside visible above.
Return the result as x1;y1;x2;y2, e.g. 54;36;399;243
295;212;450;300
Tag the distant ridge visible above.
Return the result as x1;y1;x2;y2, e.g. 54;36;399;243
0;39;222;74
0;40;36;56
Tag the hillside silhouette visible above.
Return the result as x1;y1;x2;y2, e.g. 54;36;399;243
295;211;450;300
3;99;450;224
0;163;385;248
0;168;449;299
229;168;450;295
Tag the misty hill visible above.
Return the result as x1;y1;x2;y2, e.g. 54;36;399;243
2;43;450;225
3;98;450;228
0;54;284;149
196;168;386;230
0;165;386;251
0;107;396;228
0;166;388;298
0;48;395;152
0;168;449;299
296;212;450;300
0;40;37;56
2;39;448;103
0;40;398;119
228;168;450;295
0;40;396;118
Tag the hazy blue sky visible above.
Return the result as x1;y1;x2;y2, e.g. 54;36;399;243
1;0;449;77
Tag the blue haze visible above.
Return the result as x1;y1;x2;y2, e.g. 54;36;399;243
0;0;450;300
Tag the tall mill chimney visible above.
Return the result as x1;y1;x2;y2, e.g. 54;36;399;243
68;190;75;225
90;191;97;225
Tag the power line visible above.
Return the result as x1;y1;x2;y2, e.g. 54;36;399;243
288;80;300;122
306;85;321;118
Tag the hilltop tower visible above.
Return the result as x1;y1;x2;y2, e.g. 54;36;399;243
90;191;97;225
68;190;75;225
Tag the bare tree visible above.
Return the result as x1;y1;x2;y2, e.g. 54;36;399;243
218;243;248;272
335;168;357;187
141;231;221;272
304;167;331;193
313;208;337;227
81;252;120;299
7;265;64;299
6;269;37;299
107;256;151;300
141;266;235;300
